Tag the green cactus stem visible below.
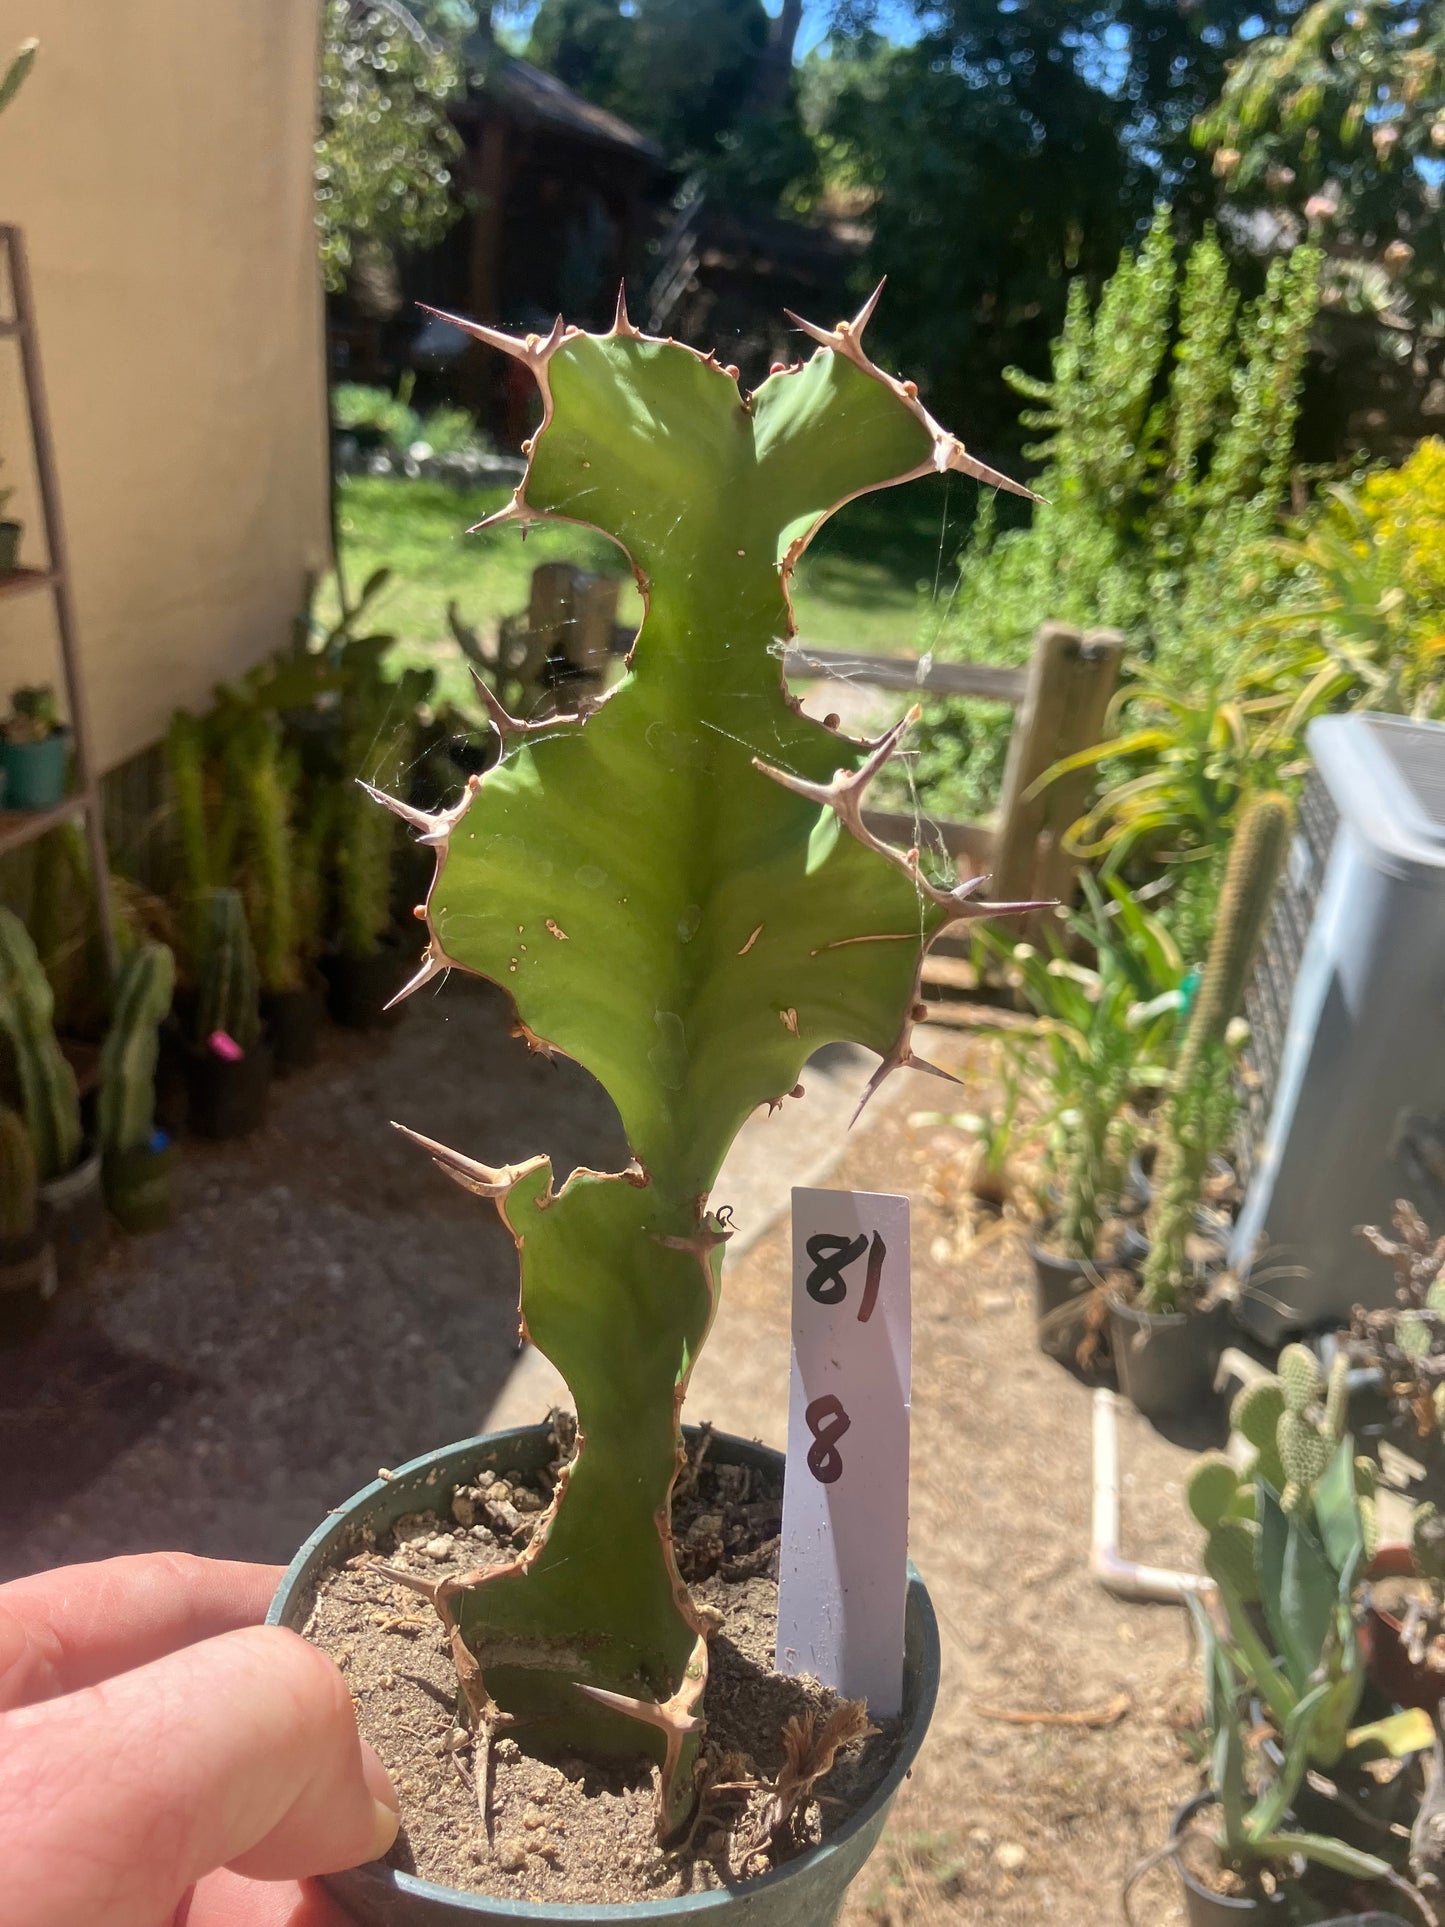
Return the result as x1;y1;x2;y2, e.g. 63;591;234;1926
371;289;1039;1833
98;944;176;1157
195;889;261;1054
0;1103;38;1242
1141;792;1291;1311
0;907;83;1182
233;718;301;996
166;711;213;967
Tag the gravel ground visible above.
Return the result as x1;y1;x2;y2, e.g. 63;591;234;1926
0;993;1206;1925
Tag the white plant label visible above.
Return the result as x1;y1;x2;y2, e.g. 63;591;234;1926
775;1185;911;1716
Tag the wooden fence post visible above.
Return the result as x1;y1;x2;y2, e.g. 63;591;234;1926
990;622;1124;909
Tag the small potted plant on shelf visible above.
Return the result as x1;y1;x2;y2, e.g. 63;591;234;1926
268;290;1038;1922
184;887;270;1139
2;685;70;811
1116;792;1291;1422
0;907;104;1282
0;1103;56;1332
1133;1347;1435;1925
97;942;178;1231
0;480;22;577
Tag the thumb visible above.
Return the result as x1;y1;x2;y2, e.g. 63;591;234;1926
0;1625;398;1927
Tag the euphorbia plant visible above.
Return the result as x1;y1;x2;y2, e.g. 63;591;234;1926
368;289;1036;1836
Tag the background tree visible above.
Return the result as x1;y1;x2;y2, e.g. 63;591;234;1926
316;0;470;295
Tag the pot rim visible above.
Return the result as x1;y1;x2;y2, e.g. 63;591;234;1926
1170;1793;1292;1910
269;1423;940;1921
38;1141;102;1202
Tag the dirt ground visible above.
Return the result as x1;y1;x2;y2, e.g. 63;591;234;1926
0;992;1204;1925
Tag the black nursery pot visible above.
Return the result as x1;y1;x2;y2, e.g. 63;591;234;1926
1171;1795;1291;1925
1110;1294;1226;1426
323;940;408;1031
269;1424;942;1927
39;1143;105;1285
264;976;327;1075
0;1225;57;1343
1031;1243;1112;1380
186;1038;273;1140
103;1139;177;1234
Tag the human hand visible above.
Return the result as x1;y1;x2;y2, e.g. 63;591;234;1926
0;1551;399;1927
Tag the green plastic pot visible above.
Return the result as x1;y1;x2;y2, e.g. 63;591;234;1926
103;1137;177;1234
269;1424;940;1927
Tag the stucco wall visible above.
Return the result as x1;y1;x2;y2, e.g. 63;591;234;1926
0;1;329;772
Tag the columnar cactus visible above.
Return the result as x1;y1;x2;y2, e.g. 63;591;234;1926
195;888;261;1054
0;907;82;1182
370;290;1037;1832
1141;791;1291;1309
98;943;176;1157
233;719;301;996
0;1103;38;1243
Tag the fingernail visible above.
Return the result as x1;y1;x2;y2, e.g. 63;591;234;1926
369;1796;401;1860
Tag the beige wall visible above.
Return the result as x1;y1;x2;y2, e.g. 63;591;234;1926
0;0;330;772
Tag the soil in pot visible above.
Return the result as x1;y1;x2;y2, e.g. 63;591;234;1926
263;975;327;1075
1365;1548;1445;1712
1171;1798;1293;1923
1031;1243;1114;1383
39;1144;105;1285
304;1425;905;1910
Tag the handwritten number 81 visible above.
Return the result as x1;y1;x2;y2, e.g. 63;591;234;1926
804;1230;886;1323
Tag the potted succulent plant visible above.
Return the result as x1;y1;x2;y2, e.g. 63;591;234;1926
0;482;22;577
0;1102;56;1331
1136;1348;1435;1925
2;685;71;810
98;942;178;1231
981;878;1181;1370
185;887;271;1139
269;289;1037;1922
1115;793;1291;1422
0;907;104;1282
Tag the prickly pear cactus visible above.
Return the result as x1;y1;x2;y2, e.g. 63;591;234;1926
374;292;1035;1831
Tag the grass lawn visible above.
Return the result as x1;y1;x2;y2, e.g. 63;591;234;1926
324;471;981;712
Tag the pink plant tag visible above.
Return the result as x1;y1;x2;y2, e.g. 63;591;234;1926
207;1029;244;1062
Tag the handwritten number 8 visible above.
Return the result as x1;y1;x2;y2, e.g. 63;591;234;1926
805;1394;851;1484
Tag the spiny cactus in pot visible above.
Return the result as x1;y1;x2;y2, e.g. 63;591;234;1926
0;906;82;1184
186;888;269;1140
1138;791;1291;1313
273;288;1039;1896
98;942;177;1230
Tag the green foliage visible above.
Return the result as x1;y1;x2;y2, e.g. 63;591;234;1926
980;877;1184;1259
195;889;261;1056
97;945;176;1159
331;382;423;452
380;301;1013;1829
0;1104;37;1242
1197;2;1445;330
0;908;82;1184
228;716;302;997
1141;792;1290;1310
909;223;1319;831
316;0;467;294
0;38;35;116
529;0;812;205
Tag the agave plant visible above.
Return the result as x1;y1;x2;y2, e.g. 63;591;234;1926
366;287;1039;1833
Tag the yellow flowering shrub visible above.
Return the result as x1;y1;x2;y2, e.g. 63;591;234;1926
1358;436;1445;619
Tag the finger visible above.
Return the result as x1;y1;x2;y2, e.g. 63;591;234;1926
0;1552;283;1710
177;1870;357;1927
0;1624;399;1927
